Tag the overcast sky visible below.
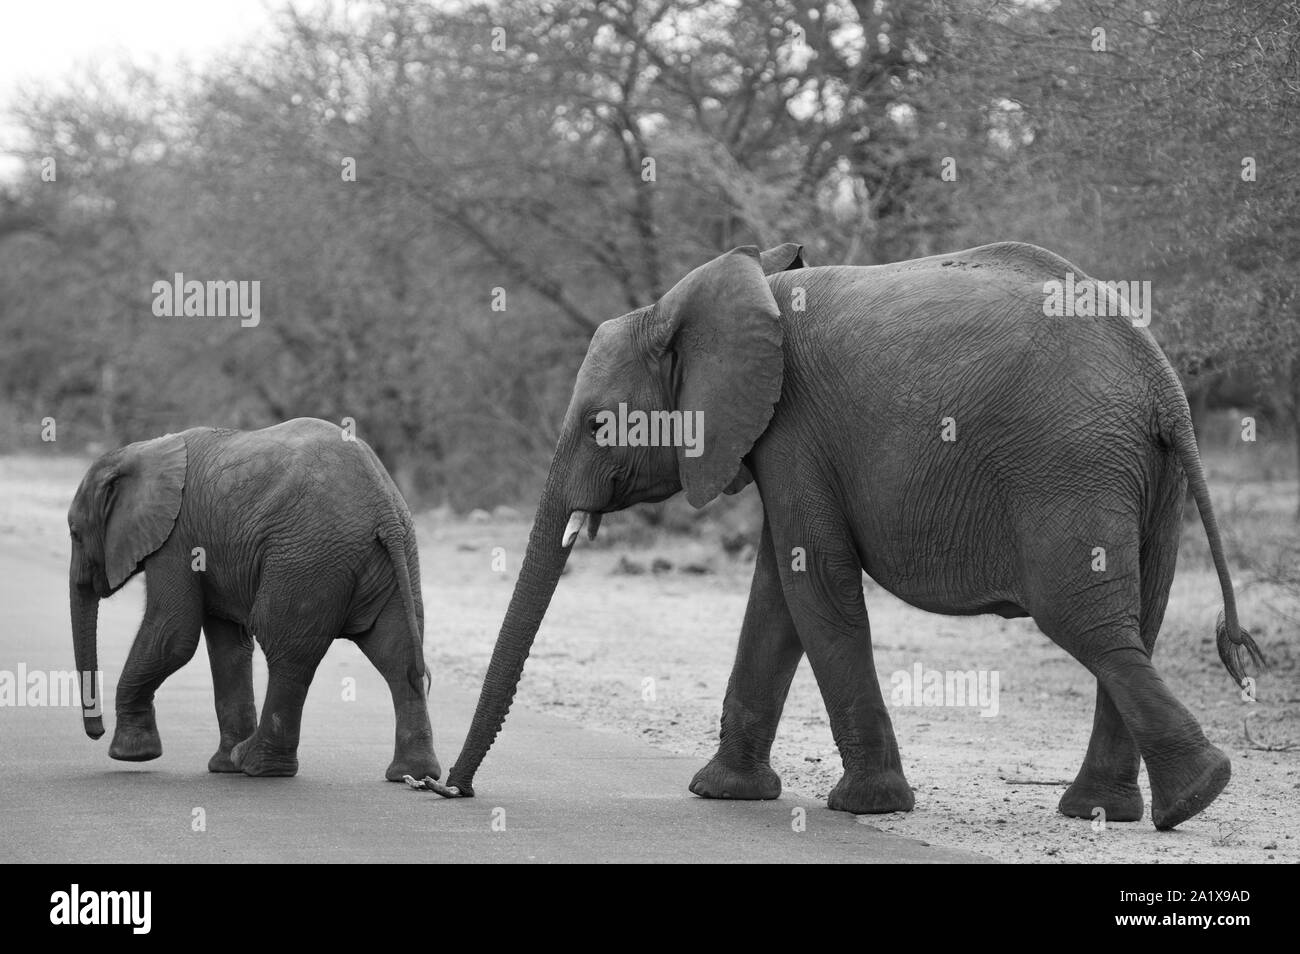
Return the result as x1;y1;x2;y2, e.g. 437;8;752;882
0;0;284;179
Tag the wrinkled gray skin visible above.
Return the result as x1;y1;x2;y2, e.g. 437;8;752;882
440;242;1264;830
68;417;440;780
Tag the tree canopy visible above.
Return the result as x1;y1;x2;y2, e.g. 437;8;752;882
2;0;1296;507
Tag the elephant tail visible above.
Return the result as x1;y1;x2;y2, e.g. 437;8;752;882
378;522;429;698
1157;371;1267;688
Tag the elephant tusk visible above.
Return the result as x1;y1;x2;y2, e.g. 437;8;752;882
587;512;602;541
562;511;589;547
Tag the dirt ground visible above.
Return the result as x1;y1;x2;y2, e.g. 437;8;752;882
5;450;1296;864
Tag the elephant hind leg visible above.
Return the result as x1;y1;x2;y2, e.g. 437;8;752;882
354;594;441;782
1059;562;1172;821
231;628;335;778
690;515;803;802
1058;488;1185;823
230;648;330;778
1028;536;1225;829
1082;644;1228;830
1031;589;1148;824
232;568;351;777
1058;682;1144;823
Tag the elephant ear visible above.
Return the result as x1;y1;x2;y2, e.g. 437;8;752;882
759;243;807;274
650;246;784;508
103;434;187;589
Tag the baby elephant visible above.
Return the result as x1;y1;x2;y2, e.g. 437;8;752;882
67;417;440;780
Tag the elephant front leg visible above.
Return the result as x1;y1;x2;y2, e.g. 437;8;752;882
203;615;257;773
110;592;202;762
770;513;914;815
690;518;803;801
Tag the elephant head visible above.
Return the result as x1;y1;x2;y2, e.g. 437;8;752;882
443;244;804;793
67;434;187;740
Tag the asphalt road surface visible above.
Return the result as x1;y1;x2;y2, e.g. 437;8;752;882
0;545;988;863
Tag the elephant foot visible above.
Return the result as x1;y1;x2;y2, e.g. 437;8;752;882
207;747;243;773
688;756;781;800
385;753;442;783
108;721;163;762
230;736;298;778
1148;744;1230;831
827;768;915;814
1058;776;1144;822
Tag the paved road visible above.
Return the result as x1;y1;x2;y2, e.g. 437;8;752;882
0;545;988;863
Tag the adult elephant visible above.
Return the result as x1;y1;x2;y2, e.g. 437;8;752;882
68;417;440;780
435;243;1263;830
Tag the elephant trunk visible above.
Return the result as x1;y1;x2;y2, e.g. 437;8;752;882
444;471;574;794
70;580;105;739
